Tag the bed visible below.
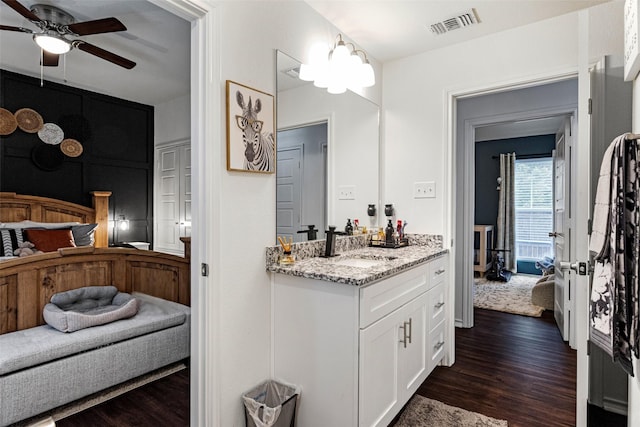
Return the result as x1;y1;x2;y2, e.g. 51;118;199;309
0;192;191;426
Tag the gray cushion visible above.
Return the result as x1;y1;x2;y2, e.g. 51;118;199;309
71;223;98;246
0;293;188;376
43;286;139;333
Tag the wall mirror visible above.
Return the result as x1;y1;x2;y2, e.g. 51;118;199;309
275;50;380;243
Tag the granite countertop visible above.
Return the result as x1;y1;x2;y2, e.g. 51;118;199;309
267;244;448;287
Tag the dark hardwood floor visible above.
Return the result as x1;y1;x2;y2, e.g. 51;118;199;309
414;308;577;427
55;367;190;427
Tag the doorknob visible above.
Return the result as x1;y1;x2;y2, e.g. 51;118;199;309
559;261;578;272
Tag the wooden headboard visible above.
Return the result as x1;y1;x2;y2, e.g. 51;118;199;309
0;191;111;247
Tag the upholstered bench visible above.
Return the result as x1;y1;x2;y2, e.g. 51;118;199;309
0;293;190;426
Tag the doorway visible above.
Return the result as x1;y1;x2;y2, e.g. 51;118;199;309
276;122;328;243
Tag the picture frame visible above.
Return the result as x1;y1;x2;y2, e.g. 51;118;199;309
226;80;276;173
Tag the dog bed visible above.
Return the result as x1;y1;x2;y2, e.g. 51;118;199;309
43;285;139;332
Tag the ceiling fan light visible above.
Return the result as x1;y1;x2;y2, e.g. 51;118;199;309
34;33;71;54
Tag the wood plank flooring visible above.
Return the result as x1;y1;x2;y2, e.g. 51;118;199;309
55;367;190;427
414;308;577;426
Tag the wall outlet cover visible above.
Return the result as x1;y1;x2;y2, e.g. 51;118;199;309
338;185;356;200
414;181;436;198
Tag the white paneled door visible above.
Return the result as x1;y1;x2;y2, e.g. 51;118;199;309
155;142;191;256
552;117;574;345
276;146;302;243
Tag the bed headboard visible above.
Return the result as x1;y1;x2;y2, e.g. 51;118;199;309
0;191;111;247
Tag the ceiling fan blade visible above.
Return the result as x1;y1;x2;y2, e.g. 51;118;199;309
41;51;59;67
75;41;136;69
66;17;126;36
0;24;33;33
1;0;42;22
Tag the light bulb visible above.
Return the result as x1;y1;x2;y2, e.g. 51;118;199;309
360;60;375;88
298;63;315;81
34;32;71;54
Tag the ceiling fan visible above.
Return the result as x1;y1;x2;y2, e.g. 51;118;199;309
0;0;136;69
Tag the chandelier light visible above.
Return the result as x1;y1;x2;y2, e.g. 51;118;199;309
299;34;375;94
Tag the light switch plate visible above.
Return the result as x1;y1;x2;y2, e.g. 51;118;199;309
338;185;356;200
414;181;436;198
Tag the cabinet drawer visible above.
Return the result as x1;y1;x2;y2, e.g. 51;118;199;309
428;256;447;288
428;321;446;371
427;282;445;332
360;264;429;328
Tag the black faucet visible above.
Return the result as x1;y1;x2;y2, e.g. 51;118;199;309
324;226;345;257
297;225;318;241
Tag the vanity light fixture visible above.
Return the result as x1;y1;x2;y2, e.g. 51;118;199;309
299;34;375;94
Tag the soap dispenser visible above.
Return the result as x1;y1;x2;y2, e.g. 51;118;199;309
345;219;353;235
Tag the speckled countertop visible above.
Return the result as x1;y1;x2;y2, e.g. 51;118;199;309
266;234;448;287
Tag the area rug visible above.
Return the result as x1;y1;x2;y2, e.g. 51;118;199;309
394;395;508;426
474;274;544;317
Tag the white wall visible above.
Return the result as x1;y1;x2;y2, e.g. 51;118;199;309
155;94;190;145
382;12;583;238
214;2;381;425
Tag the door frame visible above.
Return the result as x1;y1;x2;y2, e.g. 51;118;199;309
445;68;587;425
150;0;218;426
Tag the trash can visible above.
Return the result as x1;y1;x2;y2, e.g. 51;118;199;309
243;380;299;427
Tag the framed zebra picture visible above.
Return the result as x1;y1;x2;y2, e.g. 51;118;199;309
226;80;276;173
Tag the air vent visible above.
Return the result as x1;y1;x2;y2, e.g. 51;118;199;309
282;67;300;79
429;8;479;35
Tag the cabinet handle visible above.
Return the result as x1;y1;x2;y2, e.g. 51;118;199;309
435;268;446;275
434;302;445;309
434;341;445;351
407;317;412;344
399;318;412;348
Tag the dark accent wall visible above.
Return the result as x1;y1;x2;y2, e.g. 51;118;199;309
475;134;555;274
0;69;153;245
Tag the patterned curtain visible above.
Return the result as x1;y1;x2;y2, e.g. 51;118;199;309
497;153;516;271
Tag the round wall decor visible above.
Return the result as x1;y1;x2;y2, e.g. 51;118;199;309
0;108;17;136
60;138;83;157
38;123;64;145
32;144;65;171
15;108;44;133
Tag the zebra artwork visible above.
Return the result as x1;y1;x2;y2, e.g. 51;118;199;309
234;90;275;172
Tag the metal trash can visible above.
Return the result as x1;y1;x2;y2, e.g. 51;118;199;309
243;380;299;427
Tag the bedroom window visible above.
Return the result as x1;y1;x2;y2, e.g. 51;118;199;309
514;157;553;261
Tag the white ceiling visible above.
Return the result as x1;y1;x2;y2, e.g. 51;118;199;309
0;0;610;108
306;0;610;63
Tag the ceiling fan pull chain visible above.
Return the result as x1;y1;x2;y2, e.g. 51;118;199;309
40;49;44;87
63;55;67;83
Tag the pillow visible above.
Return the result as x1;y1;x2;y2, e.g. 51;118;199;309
24;228;76;252
43;286;140;332
16;220;80;229
71;223;98;246
0;228;24;256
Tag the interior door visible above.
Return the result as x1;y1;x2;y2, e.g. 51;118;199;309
552;116;573;345
276;146;302;243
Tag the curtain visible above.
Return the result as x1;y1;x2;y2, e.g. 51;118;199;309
497;153;516;271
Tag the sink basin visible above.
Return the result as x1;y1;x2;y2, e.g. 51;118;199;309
332;258;384;268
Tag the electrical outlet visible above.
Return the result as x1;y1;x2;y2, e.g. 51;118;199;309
338;185;356;200
414;181;436;199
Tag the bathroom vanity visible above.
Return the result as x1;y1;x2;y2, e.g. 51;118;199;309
268;236;450;427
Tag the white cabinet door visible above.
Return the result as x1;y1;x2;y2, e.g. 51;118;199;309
359;291;430;427
398;292;429;399
359;306;404;427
